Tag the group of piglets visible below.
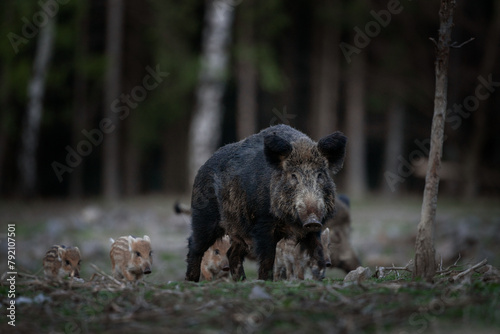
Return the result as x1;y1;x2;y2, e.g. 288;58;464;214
42;235;153;283
178;193;359;281
184;124;360;282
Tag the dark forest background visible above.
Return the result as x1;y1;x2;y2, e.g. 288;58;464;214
1;0;499;200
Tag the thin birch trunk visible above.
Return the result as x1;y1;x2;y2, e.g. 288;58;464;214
188;0;234;185
18;18;55;197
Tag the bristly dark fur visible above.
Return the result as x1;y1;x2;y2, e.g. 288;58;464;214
185;124;347;281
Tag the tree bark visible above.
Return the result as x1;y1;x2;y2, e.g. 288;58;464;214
309;0;340;139
188;0;234;185
69;3;89;199
345;53;367;198
462;0;500;199
236;0;257;140
163;115;190;194
18;18;56;198
382;101;404;195
102;0;124;200
414;0;456;282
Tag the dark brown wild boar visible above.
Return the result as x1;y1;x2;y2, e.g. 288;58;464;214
185;124;346;281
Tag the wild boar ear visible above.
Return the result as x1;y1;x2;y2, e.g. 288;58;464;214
318;131;347;174
264;132;293;166
74;247;80;255
143;235;150;242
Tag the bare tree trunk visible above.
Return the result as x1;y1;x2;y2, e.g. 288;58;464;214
69;3;89;199
382;101;404;195
462;0;500;199
236;0;257;140
309;0;340;138
414;0;456;282
345;53;367;198
188;0;234;185
18;18;56;198
163;115;190;194
102;0;124;200
124;138;140;196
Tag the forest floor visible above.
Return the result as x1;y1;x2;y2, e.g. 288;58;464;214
1;194;500;333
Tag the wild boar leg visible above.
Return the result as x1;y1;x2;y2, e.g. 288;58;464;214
254;228;278;281
227;240;248;281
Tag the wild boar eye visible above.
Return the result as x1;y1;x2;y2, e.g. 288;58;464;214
78;260;82;265
136;251;141;257
149;251;152;257
65;260;70;265
214;249;220;255
291;173;298;184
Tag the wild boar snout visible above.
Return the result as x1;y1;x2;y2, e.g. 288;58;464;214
297;192;325;232
143;265;152;275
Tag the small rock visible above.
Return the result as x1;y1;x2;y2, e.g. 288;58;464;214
249;285;271;300
344;266;372;283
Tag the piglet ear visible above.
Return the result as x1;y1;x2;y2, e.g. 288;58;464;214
127;236;134;251
318;131;347;174
58;247;65;259
264;132;293;166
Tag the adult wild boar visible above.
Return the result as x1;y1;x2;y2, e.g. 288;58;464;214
185;124;347;281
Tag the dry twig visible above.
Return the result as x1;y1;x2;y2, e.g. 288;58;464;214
449;258;487;282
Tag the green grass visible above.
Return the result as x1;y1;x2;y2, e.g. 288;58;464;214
1;195;499;332
2;274;499;333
